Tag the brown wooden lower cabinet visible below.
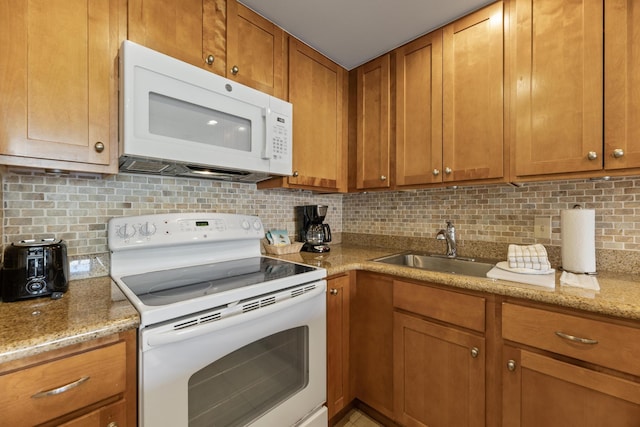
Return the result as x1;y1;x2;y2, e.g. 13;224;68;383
501;301;640;427
502;346;640;426
394;311;485;427
0;330;136;427
341;272;640;427
327;273;352;419
351;271;395;419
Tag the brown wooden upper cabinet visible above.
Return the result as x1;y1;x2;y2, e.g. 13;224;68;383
604;0;640;172
356;54;392;190
225;1;285;98
259;38;349;193
393;2;505;188
128;0;285;97
442;1;505;184
510;0;603;178
0;0;122;174
395;30;443;187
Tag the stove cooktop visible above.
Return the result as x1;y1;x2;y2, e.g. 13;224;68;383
120;257;316;307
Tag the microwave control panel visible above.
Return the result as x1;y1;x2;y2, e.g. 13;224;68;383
264;98;293;175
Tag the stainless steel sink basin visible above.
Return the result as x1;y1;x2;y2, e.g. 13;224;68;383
373;252;495;278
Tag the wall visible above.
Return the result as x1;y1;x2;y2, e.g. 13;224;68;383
343;176;640;250
3;171;640;274
2;171;342;257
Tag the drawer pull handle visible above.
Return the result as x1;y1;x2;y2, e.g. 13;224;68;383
31;376;90;398
554;331;598;345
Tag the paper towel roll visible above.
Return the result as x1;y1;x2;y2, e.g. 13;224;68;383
561;209;596;273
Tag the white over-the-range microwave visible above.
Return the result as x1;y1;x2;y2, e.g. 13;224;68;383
119;40;292;182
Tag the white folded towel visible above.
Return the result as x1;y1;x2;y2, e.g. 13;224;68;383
508;244;551;271
560;271;600;291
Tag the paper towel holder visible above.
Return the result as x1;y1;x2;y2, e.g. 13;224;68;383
561;205;598;276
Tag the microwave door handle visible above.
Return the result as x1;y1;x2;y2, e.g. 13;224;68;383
261;107;272;160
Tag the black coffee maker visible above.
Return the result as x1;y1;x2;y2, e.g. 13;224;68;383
296;205;332;253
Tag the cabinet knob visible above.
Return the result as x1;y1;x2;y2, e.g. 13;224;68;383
432;169;440;176
329;288;338;295
205;54;215;65
94;141;105;153
107;423;119;427
292;170;299;177
231;65;239;75
445;167;452;175
613;148;625;158
507;360;517;372
470;347;480;358
380;175;387;181
587;151;598;160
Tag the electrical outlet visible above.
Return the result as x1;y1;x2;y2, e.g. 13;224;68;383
534;216;552;239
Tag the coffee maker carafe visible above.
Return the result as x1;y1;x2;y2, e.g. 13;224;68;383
296;205;332;253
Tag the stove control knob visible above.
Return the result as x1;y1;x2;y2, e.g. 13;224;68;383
241;220;251;230
139;222;157;237
116;224;136;239
252;219;262;231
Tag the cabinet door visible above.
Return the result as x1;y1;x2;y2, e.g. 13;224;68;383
0;0;120;172
286;38;348;192
226;1;285;98
356;54;391;189
394;311;485;427
605;0;640;170
352;272;394;419
503;347;640;427
443;1;504;183
326;274;351;420
395;31;443;187
129;0;208;68
512;0;603;177
128;0;225;75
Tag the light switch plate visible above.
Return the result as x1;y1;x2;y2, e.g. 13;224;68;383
534;216;552;239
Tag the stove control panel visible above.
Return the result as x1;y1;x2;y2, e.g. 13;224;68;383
108;212;264;251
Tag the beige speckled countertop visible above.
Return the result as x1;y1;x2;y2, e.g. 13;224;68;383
0;277;139;364
2;243;639;365
273;244;640;321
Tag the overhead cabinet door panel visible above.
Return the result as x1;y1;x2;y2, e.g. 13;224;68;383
512;0;603;177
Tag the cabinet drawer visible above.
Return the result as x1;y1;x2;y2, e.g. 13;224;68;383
502;303;640;376
394;280;485;332
0;341;127;427
58;399;126;427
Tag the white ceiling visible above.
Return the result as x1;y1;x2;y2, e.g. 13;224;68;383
238;0;495;70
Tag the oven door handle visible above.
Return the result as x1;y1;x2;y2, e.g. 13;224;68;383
143;282;326;349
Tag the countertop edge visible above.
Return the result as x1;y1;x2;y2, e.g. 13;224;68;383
321;257;640;322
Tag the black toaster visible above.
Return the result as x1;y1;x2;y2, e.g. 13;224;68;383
1;239;69;302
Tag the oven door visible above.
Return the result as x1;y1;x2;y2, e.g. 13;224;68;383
139;281;326;427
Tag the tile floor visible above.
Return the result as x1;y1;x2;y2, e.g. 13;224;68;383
334;409;384;427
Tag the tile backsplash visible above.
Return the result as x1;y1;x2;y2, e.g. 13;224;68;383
343;176;640;251
1;171;342;256
2;171;640;268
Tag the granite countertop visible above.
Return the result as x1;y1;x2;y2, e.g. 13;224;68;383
274;244;640;321
2;243;639;365
0;277;139;364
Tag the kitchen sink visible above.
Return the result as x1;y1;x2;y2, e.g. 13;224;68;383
373;252;495;278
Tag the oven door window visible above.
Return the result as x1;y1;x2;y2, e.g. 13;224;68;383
188;326;309;427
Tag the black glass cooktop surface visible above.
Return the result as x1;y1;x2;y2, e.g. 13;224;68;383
119;257;315;306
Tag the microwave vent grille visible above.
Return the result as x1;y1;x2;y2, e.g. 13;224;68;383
124;159;172;173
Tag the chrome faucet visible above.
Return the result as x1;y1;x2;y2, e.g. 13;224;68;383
436;220;457;258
